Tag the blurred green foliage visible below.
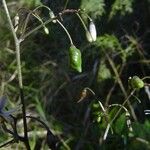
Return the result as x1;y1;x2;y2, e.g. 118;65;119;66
109;0;134;19
81;0;105;19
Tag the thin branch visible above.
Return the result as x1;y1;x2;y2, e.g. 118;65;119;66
2;0;30;149
63;0;69;10
105;53;137;121
103;90;135;140
2;0;22;88
20;18;54;41
21;9;79;41
56;19;73;45
110;90;135;124
20;5;54;38
0;139;15;148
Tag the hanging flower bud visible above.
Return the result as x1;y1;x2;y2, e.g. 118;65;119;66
88;20;97;42
14;13;19;32
69;45;82;73
86;31;93;43
44;26;49;34
49;11;57;23
128;76;144;89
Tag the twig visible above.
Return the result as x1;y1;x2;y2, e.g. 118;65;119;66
56;19;73;45
76;13;94;41
2;0;30;149
63;0;69;10
21;9;79;41
110;90;135;124
20;18;54;41
136;137;150;146
105;63;125;106
105;53;137;121
103;90;135;140
0;139;15;148
26;115;71;150
2;0;22;88
20;5;54;38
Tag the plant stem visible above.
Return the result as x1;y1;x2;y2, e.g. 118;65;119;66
76;12;96;42
26;115;71;150
79;10;92;21
22;18;74;45
105;53;137;121
103;90;135;140
56;19;74;45
63;0;69;10
0;139;15;148
109;90;135;124
2;0;30;149
76;13;88;32
2;0;22;88
20;5;53;38
21;18;54;41
21;9;79;41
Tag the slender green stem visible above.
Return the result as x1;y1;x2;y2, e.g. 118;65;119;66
105;53;137;121
76;13;95;41
103;90;135;140
21;18;54;41
56;19;73;45
0;139;15;148
76;13;88;32
33;5;52;12
2;0;22;88
110;90;135;123
23;18;74;45
21;9;79;42
142;76;150;80
2;0;30;149
21;5;53;38
32;13;47;29
63;0;69;10
79;10;92;21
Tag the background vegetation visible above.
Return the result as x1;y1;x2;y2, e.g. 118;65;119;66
0;0;150;149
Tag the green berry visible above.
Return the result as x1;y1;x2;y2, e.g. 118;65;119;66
130;76;144;89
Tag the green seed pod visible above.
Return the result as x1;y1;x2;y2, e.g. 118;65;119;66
69;45;82;72
129;76;144;89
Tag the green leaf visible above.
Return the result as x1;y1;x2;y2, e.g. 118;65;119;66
114;113;126;134
35;97;46;120
69;45;82;73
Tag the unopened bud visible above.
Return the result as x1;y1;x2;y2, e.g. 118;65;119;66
49;11;57;23
86;31;93;42
44;27;49;34
89;21;97;42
